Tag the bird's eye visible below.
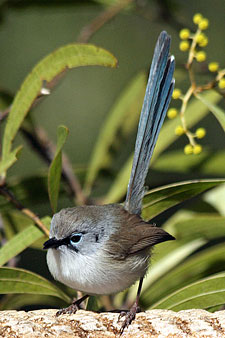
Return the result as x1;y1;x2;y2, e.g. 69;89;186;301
70;233;82;246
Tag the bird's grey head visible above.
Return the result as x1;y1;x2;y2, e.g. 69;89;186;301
43;204;122;255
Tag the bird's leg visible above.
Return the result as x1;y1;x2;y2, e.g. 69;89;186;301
56;294;89;316
119;277;143;334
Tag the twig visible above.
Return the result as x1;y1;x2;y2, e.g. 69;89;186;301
179;28;225;147
0;106;11;122
1;84;87;205
0;184;49;237
21;125;88;206
77;0;133;43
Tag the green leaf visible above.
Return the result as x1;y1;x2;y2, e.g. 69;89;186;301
1;293;67;310
0;216;51;267
143;239;206;292
0;146;22;176
103;90;222;204
103;155;133;204
173;214;225;240
48;125;69;213
0;267;70;302
127;238;205;304
145;243;225;308
204;184;225;216
85;72;146;194
151;273;225;311
142;179;225;221
196;93;225;131
1;44;117;178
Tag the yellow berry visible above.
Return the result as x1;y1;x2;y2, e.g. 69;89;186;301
199;36;208;47
179;41;190;51
196;51;206;62
175;125;185;136
179;29;190;40
208;62;219;72
218;78;225;89
184;144;193;155
196;33;205;44
193;144;202;155
196;128;206;139
172;88;182;99
198;18;209;30
193;13;203;24
167;108;178;119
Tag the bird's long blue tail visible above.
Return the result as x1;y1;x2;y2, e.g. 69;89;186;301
124;31;175;215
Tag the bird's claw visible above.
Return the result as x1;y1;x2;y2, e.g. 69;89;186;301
118;305;141;335
56;303;79;317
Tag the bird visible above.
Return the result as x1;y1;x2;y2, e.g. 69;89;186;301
43;30;175;334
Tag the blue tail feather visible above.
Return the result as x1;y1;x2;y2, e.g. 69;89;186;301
124;31;175;215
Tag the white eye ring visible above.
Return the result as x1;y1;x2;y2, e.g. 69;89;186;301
70;233;82;246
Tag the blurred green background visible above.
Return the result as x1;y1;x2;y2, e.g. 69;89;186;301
0;0;224;183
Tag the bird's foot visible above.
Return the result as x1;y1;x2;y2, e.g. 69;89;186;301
56;302;80;316
118;304;141;334
56;294;89;317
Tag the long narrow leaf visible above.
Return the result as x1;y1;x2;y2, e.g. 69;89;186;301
144;244;225;307
151;273;225;311
127;238;205;303
142;179;225;221
1;44;117;178
196;93;225;131
0;217;51;267
48;125;69;213
0;146;22;175
204;184;225;216
173;215;225;239
0;267;70;302
1;294;66;310
84;72;146;194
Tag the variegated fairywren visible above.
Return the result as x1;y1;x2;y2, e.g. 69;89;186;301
44;31;175;333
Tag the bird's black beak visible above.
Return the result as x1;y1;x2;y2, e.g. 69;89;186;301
43;237;60;250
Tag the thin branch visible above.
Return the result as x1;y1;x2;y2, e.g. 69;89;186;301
1;81;87;205
77;0;134;43
0;105;11;122
0;184;49;237
21;125;88;206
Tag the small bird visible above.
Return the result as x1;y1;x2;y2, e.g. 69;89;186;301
44;31;175;333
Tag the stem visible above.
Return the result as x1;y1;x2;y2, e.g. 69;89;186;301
187;28;201;68
186;32;201;87
77;0;133;43
21;208;49;237
0;184;49;237
195;69;225;93
0;106;11;122
21;124;88;206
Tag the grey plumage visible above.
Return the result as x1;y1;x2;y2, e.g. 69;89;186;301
45;204;174;295
43;31;175;331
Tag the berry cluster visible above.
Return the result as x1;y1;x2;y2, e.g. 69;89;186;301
167;13;225;155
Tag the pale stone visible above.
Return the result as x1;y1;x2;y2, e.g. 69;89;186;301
0;309;225;337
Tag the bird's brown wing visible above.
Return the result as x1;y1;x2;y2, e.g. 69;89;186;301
106;208;174;259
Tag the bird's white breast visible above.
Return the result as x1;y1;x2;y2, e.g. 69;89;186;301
47;246;149;295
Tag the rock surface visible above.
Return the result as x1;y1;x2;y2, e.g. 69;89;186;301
0;309;225;337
